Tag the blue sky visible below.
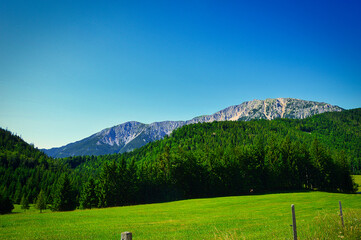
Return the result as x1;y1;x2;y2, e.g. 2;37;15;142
1;0;360;148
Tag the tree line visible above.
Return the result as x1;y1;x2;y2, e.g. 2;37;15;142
78;130;356;209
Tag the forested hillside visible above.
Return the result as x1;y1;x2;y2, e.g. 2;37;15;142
72;108;361;176
297;108;361;173
1;108;360;213
0;128;77;211
69;109;360;208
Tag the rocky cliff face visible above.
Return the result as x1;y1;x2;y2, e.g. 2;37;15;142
43;98;343;158
189;98;342;123
95;121;146;147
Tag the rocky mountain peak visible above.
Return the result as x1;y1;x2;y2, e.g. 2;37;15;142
43;98;343;158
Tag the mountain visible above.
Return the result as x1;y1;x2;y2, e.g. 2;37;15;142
43;98;343;158
68;108;361;203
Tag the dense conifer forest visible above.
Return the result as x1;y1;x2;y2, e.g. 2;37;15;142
1;108;360;213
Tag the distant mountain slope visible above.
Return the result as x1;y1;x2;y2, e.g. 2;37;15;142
43;98;343;158
70;108;361;197
72;108;361;178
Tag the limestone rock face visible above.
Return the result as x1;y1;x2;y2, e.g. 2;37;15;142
43;98;343;158
96;121;146;146
189;98;342;123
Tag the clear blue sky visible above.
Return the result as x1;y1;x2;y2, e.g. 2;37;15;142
1;0;360;148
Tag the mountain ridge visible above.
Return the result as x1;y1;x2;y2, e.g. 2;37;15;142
43;98;343;158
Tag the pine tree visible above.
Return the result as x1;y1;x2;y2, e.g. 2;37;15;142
335;151;357;193
0;193;14;214
98;162;118;207
310;139;333;190
35;190;47;213
52;173;76;211
20;194;30;212
80;178;98;209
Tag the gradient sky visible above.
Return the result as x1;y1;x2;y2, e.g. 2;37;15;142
1;0;361;148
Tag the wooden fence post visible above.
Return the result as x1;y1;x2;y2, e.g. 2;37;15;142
339;201;344;227
121;232;132;240
291;204;297;240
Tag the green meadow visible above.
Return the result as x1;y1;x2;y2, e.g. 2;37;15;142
1;191;360;239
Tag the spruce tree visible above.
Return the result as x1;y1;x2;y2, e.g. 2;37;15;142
80;178;98;209
20;194;30;212
52;173;76;211
0;193;14;214
35;190;47;213
310;139;333;190
335;151;357;193
98;162;118;207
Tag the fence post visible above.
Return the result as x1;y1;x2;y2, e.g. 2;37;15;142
121;232;132;240
291;204;297;240
339;201;344;227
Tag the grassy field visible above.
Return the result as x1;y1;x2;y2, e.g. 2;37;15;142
1;191;360;239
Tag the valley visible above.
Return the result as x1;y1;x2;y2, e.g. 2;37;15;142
2;1;360;239
1;102;360;239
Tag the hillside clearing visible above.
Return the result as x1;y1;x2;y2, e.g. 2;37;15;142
353;175;361;192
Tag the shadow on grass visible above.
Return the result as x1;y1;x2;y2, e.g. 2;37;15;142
153;188;361;205
1;211;21;215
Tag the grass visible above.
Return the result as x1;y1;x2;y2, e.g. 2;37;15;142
303;209;361;240
1;191;360;239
